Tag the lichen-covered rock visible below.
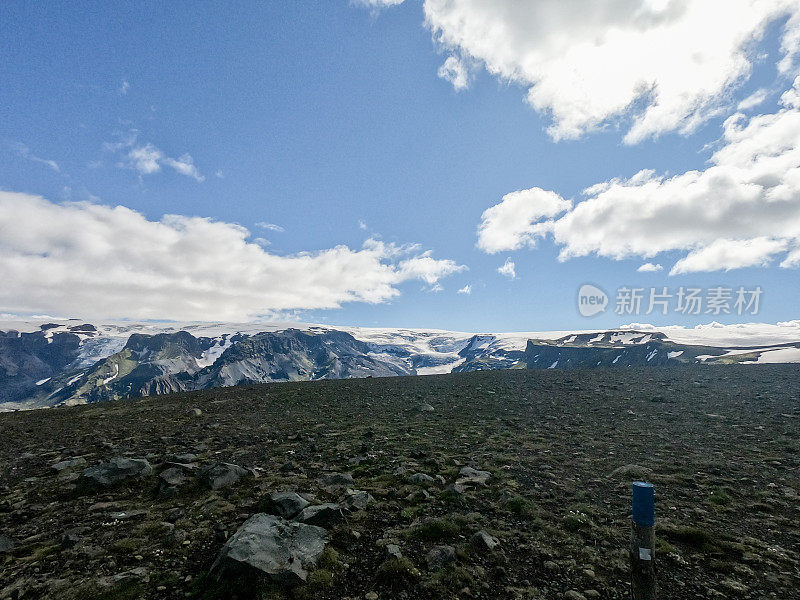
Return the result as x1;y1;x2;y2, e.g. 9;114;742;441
197;462;249;490
266;491;310;519
295;503;344;528
212;514;327;584
76;458;153;493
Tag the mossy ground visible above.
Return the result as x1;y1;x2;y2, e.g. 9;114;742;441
0;366;798;599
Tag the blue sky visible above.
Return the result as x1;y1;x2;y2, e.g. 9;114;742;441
1;1;799;331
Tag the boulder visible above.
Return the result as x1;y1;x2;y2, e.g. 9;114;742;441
212;514;327;584
340;489;374;511
385;543;402;559
470;531;499;551
408;473;435;484
197;462;249;490
76;458;153;493
266;492;310;519
51;457;87;473
426;545;456;571
318;472;354;488
295;503;344;528
456;466;491;486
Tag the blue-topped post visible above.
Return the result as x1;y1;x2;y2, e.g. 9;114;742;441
630;481;657;599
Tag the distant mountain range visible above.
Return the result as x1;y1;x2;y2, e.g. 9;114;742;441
1;319;798;410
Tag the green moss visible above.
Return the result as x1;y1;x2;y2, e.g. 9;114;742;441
376;557;420;588
506;495;535;516
708;490;732;506
407;517;460;541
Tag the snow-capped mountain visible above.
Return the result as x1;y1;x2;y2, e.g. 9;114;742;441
1;319;798;410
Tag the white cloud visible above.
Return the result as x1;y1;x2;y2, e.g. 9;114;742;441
215;170;224;179
670;237;788;274
0;192;465;321
477;77;800;274
353;0;404;7
497;258;516;279
457;284;471;294
437;55;471;91
163;154;205;182
14;143;60;172
118;79;130;95
256;222;285;232
737;88;769;111
477;187;571;253
358;219;368;230
637;262;663;272
106;130;204;181
422;0;800;142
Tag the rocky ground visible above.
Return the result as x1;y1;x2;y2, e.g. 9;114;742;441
0;366;798;599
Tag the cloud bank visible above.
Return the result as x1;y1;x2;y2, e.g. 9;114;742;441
477;77;800;274
0;192;465;321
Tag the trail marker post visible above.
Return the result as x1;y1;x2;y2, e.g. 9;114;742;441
630;481;656;599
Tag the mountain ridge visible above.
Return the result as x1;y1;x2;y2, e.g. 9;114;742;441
1;320;799;410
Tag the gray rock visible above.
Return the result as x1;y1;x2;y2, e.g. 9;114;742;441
408;473;435;484
385;543;402;559
197;462;249;490
420;402;435;412
444;482;466;495
212;514;327;584
318;472;354;488
60;528;83;549
456;466;491;486
109;510;148;521
51;457;87;473
0;535;14;553
426;545;456;571
295;503;344;528
267;492;310;519
610;464;652;480
188;407;203;416
340;489;374;511
76;458;153;493
564;592;587;600
470;530;499;551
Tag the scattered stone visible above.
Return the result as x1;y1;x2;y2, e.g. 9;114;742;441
365;593;379;600
197;462;249;490
420;402;435;412
340;489;374;511
212;514;327;584
444;482;466;495
157;466;192;496
426;545;456;571
564;591;587;600
385;544;402;559
165;508;185;523
295;503;344;528
109;510;148;521
266;491;310;519
0;535;14;553
188;408;202;416
456;466;491;486
60;528;83;549
470;531;500;551
583;591;600;599
76;457;153;493
51;457;87;473
408;473;435;484
318;472;354;488
610;464;652;480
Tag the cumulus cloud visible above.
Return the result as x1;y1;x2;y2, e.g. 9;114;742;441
13;143;60;172
477;76;800;274
0;192;465;321
421;0;800;142
457;284;471;294
497;258;515;279
477;187;570;253
118;79;130;95
637;262;663;272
